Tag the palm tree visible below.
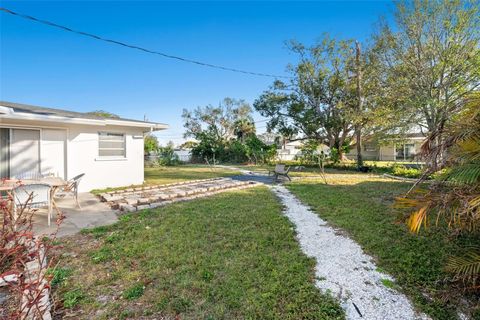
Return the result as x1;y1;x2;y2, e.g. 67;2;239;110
397;93;480;289
233;119;256;143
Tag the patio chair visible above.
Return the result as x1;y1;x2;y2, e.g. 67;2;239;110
55;173;85;209
268;164;291;181
16;171;43;180
12;183;52;225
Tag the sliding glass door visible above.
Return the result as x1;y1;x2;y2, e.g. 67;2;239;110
0;128;41;179
9;129;40;178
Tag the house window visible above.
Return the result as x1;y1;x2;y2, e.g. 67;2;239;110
404;143;415;159
98;132;126;157
364;143;376;152
395;143;415;161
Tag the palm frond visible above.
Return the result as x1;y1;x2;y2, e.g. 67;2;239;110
394;197;420;209
446;250;480;282
469;196;480;209
445;162;480;185
455;136;480;162
407;206;428;233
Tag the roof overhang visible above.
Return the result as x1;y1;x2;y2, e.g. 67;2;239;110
0;105;168;131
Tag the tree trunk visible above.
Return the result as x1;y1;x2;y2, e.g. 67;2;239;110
355;41;364;167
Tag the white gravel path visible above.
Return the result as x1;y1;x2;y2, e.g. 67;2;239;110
271;185;429;320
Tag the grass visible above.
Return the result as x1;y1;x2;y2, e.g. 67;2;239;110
55;187;344;319
144;164;240;185
91;164;241;194
287;173;479;319
238;160;425;179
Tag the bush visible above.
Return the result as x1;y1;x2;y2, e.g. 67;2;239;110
1;193;64;318
391;165;422;178
158;143;180;166
227;140;249;163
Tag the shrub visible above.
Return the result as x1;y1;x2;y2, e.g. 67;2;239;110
391;165;422;178
0;190;64;318
158;143;180;166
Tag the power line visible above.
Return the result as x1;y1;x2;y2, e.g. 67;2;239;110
0;7;291;79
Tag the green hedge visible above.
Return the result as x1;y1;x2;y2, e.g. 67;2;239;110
274;160;424;179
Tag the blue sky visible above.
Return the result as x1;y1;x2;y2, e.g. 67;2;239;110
1;1;394;145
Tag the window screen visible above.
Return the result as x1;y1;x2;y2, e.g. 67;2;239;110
98;132;126;157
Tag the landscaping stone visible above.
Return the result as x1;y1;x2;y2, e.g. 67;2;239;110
103;195;124;202
103;178;261;212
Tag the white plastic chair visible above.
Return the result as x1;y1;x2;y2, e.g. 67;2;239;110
13;183;52;225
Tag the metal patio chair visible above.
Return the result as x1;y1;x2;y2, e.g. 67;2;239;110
55;173;85;209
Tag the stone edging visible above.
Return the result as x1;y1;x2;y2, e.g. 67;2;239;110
118;181;262;213
100;178;261;212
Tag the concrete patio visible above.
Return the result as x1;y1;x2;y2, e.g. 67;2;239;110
32;192;118;237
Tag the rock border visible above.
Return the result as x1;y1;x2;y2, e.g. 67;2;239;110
99;178;261;212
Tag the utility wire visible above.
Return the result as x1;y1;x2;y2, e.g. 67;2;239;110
0;7;291;79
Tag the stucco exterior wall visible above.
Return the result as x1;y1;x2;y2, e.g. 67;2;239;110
41;129;67;179
67;125;145;192
345;148;379;161
379;145;396;161
0;119;146;192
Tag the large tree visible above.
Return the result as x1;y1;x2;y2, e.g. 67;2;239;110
182;98;253;142
374;0;480;166
182;97;254;162
254;36;358;160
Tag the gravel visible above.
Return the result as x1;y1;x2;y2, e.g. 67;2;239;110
271;185;429;320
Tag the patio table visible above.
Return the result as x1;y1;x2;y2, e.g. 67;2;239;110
0;177;68;225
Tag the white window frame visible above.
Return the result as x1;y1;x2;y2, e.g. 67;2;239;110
395;143;415;161
97;131;127;160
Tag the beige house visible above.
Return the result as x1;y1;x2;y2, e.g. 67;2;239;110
346;134;425;161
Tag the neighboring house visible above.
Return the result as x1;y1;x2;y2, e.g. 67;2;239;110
0;101;168;191
345;133;425;161
277;140;304;161
145;149;192;163
174;149;192;162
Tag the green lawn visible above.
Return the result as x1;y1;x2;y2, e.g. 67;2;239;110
54;187;344;319
144;164;240;185
91;165;241;194
287;173;478;320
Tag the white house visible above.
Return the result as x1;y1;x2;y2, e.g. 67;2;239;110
276;140;304;161
0;101;168;191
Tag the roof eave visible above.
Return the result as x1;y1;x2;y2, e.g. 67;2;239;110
0;105;168;131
